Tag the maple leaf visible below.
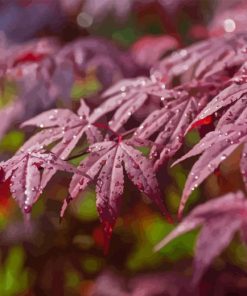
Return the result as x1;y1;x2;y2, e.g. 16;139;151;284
21;100;102;147
0;38;70;141
0;37;59;96
90;77;167;132
151;32;247;87
4;37;59;68
216;95;247;129
92;269;191;296
129;271;191;296
21;99;102;150
190;63;247;126
173;123;247;216
155;191;247;284
92;32;247;137
21;100;102;188
0;146;85;214
0;36;140;142
134;74;223;170
55;37;140;90
131;35;178;68
61;138;171;244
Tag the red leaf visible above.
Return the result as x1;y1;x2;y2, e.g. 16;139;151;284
0;179;11;212
13;52;46;67
92;225;106;250
190;115;213;130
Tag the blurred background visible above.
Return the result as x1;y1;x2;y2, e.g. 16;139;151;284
1;0;247;295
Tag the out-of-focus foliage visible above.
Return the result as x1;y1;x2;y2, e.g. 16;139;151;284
1;1;247;296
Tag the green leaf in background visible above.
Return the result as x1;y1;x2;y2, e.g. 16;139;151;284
0;246;29;296
127;216;197;271
66;270;81;290
71;76;102;100
0;81;17;109
82;256;103;274
0;213;7;231
32;196;45;218
227;239;247;269
185;130;201;147
73;234;94;250
74;191;98;222
0;130;25;153
168;165;200;213
137;146;150;157
112;26;138;46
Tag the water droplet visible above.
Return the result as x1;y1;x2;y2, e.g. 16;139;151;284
24;205;32;214
223;18;236;33
221;154;226;161
77;12;93;28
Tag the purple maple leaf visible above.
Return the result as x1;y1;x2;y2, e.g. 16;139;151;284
92;269;191;296
0;36;141;142
90;77;166;132
151;32;247;87
21;100;102;189
190;63;247;126
216;95;247;128
134;75;222;170
155;191;247;284
61;138;171;242
131;35;178;68
173;123;247;216
0;146;85;214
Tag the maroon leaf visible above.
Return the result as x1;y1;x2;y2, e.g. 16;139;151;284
62;139;171;242
193;215;241;284
21;100;102;154
131;35;178;68
0;146;85;214
90;77;166;131
92;269;191;296
21;100;102;188
190;63;247;127
155;191;246;284
217;96;247;128
151;32;247;87
175;124;247;216
134;76;220;170
55;37;139;89
0;36;140;142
